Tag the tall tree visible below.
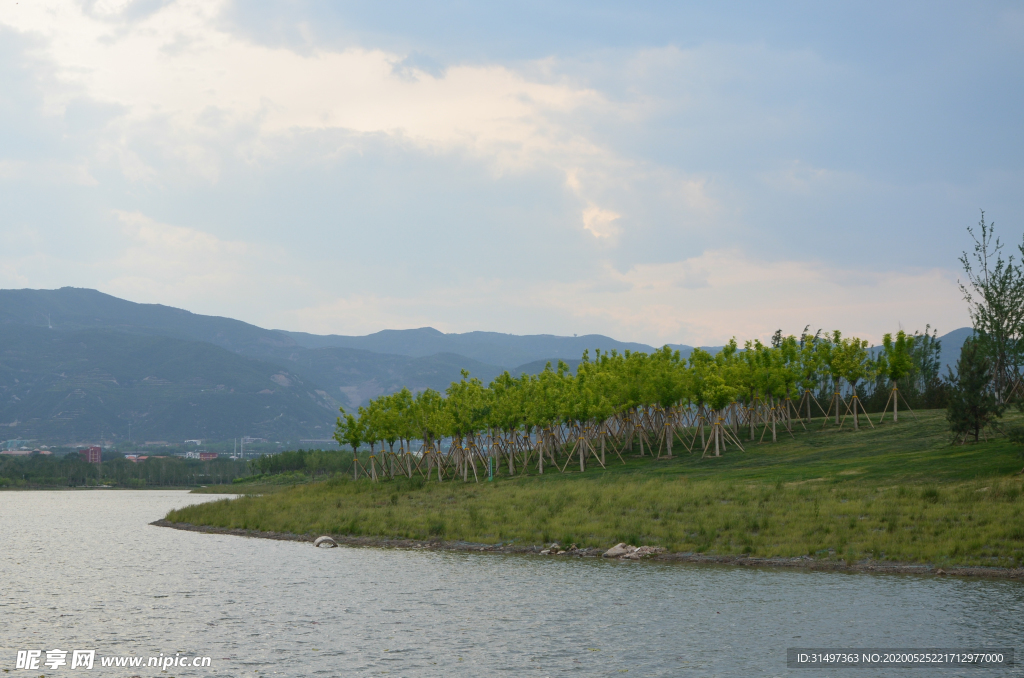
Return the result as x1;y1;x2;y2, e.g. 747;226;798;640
959;211;1024;401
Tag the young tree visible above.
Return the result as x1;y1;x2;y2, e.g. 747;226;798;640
946;337;1004;442
877;330;914;422
334;409;364;478
959;211;1024;402
837;337;871;430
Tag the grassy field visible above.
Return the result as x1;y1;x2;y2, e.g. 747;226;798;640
167;410;1024;567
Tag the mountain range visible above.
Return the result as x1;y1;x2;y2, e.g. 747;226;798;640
0;287;971;445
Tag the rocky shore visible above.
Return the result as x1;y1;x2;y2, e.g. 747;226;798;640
151;519;1024;580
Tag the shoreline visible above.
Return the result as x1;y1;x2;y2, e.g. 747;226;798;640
150;520;1024;581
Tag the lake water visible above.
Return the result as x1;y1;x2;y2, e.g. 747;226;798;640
1;490;1021;677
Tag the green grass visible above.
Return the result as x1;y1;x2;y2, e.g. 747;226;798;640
167;410;1024;567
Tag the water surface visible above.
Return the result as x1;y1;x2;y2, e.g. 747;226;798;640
1;490;1020;676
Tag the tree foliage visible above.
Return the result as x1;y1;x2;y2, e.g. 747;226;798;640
959;210;1024;400
946;337;1004;442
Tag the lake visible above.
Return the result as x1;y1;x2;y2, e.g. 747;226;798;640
1;490;1020;676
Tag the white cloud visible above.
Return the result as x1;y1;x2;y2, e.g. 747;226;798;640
581;205;621;239
4;0;610;175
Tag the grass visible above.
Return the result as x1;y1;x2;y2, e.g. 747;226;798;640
166;409;1024;567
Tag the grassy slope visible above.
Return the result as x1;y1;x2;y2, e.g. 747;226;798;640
168;410;1024;567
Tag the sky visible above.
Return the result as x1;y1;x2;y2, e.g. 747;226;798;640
1;1;1021;346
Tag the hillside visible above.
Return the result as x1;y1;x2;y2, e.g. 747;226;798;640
0;326;337;443
281;348;505;409
0;287;687;367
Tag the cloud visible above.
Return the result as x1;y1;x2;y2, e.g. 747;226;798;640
3;0;610;175
581;205;621;239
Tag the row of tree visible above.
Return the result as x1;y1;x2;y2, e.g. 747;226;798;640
332;328;938;482
0;452;248;487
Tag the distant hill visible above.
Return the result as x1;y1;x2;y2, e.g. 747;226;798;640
0;287;696;367
0;287;297;357
937;327;973;374
281;348;505;409
0;326;336;444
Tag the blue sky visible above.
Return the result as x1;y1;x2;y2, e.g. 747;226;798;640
1;1;1021;344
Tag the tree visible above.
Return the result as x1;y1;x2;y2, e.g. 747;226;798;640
959;211;1024;402
836;337;871;430
946;337;1004;442
334;409;363;456
877;330;914;422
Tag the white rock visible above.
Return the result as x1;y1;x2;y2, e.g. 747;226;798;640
603;543;634;558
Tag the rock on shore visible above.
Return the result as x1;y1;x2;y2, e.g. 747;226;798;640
603;543;665;559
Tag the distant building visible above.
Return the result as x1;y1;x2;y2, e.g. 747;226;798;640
80;446;102;463
184;439;203;445
199;452;218;461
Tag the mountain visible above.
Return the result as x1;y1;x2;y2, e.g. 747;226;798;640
937;326;973;374
0;287;297;358
0;287;692;366
0;325;336;443
281;348;505;409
